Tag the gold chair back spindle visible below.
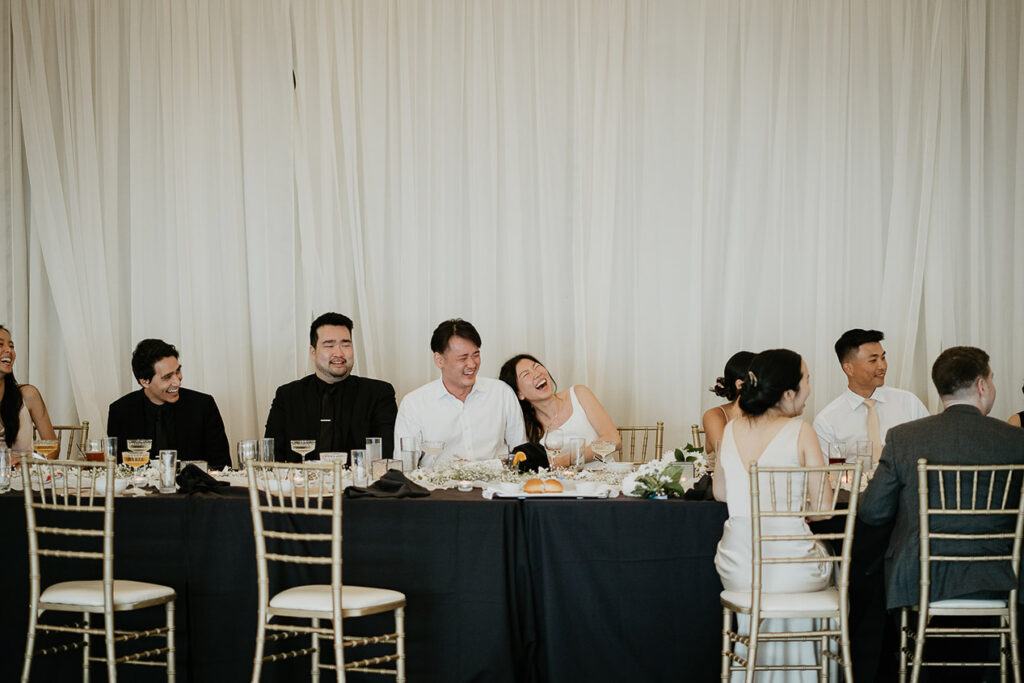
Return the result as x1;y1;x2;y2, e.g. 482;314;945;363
246;460;406;681
721;461;863;681
615;421;664;462
20;458;176;682
899;459;1024;683
691;424;705;450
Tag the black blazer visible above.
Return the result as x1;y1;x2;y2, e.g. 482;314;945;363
264;374;397;462
106;387;231;470
859;404;1024;609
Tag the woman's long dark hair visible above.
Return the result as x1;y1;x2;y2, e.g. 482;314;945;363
499;353;556;443
0;325;23;447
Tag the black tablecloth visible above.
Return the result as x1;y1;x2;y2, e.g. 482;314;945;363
0;488;729;682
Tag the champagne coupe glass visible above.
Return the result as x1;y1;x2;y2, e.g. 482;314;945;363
419;441;445;468
123;450;150;494
34;439;60;460
544;430;565;470
591;440;616;464
126;439;152;456
290;440;316;462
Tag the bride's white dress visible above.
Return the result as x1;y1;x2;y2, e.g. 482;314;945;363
714;418;832;681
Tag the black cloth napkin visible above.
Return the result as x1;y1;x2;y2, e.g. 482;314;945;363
683;473;715;501
344;469;430;499
176;464;230;494
511;442;549;473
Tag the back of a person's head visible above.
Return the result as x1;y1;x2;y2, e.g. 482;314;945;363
309;312;354;347
430;318;482;354
834;328;884;363
931;346;990;397
739;349;803;416
131;339;179;382
712;350;756;400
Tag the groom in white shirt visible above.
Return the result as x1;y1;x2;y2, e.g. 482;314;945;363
813;328;929;463
394;318;526;467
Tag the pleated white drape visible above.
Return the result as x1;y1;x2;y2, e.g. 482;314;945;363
4;0;1024;451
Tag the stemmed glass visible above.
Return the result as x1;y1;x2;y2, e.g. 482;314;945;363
290;440;316;462
33;439;60;460
419;441;445;468
123;440;152;494
591;440;616;465
544;430;565;470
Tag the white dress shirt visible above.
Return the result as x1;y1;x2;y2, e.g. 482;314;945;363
394;377;527;466
813;385;929;455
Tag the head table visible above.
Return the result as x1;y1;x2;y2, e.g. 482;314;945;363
0;479;729;682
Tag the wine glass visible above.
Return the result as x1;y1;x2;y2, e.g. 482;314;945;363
33;439;60;460
123;450;150;494
419;441;445;468
591;440;616;465
544;430;565;470
290;440;316;462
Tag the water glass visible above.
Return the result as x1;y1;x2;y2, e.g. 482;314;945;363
257;438;274;462
371;458;390;480
158;450;177;492
568;437;586;472
237;440;258;468
102;437;118;462
351;449;368;487
365;437;383;466
400;436;419;470
0;448;10;494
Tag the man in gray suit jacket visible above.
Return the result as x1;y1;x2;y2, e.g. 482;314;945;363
859;346;1024;610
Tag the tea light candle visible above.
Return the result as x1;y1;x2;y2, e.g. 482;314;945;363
458;480;473;492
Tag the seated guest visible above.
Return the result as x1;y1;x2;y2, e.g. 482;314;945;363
713;349;833;678
107;339;230;469
394;319;526;466
498;353;620;466
814;328;928;462
701;351;755;457
0;325;56;453
859;346;1024;610
265;312;397;462
1009;380;1023;428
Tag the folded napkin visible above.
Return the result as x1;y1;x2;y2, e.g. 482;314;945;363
683;473;714;501
511;442;549;473
344;469;430;499
176;464;230;494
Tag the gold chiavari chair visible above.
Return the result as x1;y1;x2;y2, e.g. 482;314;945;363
20;459;176;682
691;424;705;450
34;420;89;459
721;460;863;682
899;459;1024;683
616;422;664;462
246;460;406;682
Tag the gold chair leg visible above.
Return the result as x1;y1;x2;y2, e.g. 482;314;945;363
21;607;38;683
721;607;733;682
910;610;927;683
82;612;91;683
332;615;344;683
1011;603;1022;683
311;617;320;683
251;612;267;683
898;608;909;683
745;616;759;683
396;606;406;682
167;600;176;682
819;626;829;683
104;607;116;682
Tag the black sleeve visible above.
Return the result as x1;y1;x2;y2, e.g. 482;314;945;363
202;396;232;470
264;386;298;463
106;400;127;464
369;382;399;462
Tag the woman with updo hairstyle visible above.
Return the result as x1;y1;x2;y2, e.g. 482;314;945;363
701;351;754;456
712;349;833;680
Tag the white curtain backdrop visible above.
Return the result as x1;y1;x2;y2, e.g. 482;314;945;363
3;0;1023;452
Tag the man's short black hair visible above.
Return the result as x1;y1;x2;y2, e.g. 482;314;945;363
430;319;482;354
131;339;179;382
931;346;991;397
310;312;354;347
834;329;885;364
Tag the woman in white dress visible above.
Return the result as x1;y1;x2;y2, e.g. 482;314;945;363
0;325;56;453
499;353;620;466
713;348;833;681
702;350;754;458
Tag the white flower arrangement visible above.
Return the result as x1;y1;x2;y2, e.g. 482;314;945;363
409;458;638;490
621;446;705;499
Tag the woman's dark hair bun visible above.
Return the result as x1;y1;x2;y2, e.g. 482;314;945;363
710;351;756;401
738;349;803;416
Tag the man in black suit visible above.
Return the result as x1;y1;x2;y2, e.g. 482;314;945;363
107;339;231;469
264;312;397;462
859;346;1024;610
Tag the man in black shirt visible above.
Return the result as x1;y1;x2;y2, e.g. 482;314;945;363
107;339;231;469
264;312;397;462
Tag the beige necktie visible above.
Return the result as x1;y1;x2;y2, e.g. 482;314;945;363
863;398;882;463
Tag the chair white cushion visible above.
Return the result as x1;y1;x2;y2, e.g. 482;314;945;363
928;598;1008;609
40;580;175;607
269;584;405;613
721;588;840;613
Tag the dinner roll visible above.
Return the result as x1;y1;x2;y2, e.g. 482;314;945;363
543;479;563;493
524;478;545;493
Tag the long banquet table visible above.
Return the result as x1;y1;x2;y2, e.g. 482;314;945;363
0;486;729;682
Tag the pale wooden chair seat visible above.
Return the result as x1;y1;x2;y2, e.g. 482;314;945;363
41;580;176;609
270;585;406;614
721;587;840;614
925;597;1008;610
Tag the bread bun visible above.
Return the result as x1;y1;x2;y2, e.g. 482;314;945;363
523;478;545;493
543;479;563;493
